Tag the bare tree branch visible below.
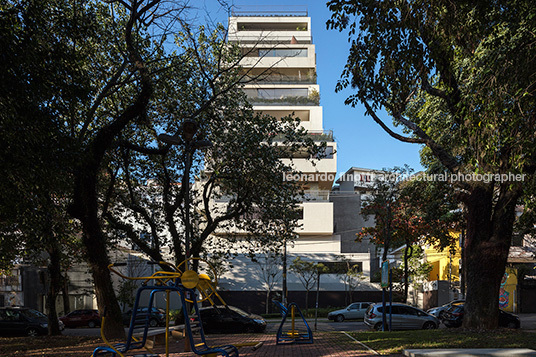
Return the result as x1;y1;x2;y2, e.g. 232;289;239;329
363;102;426;144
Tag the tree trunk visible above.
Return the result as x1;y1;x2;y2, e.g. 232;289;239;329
403;245;413;304
62;274;70;315
305;290;309;313
82;212;125;339
463;185;519;329
70;164;125;339
265;290;270;315
46;241;62;336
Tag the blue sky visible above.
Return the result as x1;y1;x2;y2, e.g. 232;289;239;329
197;1;425;176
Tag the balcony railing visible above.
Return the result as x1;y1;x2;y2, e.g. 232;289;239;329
302;190;330;202
231;5;308;17
271;130;334;142
247;96;319;106
241;75;316;85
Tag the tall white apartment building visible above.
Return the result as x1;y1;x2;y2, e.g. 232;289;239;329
213;7;381;312
228;7;337;250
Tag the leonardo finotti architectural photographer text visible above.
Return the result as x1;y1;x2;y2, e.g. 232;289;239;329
283;172;526;183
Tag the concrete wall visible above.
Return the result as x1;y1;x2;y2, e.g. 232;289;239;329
218;290;384;315
330;191;377;260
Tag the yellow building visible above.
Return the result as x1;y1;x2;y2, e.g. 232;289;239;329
423;232;519;313
425;233;462;283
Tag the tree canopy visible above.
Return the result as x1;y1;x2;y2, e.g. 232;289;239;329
328;0;536;329
358;167;458;301
1;0;320;338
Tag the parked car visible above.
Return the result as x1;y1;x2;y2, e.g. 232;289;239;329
122;307;165;327
364;303;440;331
426;299;465;319
60;309;100;328
328;302;373;322
199;305;266;333
442;304;520;329
0;307;49;336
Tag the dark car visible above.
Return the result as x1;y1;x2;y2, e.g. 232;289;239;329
442;304;465;328
60;309;100;328
122;307;165;327
426;299;465;320
0;307;49;336
199;305;266;334
443;304;520;329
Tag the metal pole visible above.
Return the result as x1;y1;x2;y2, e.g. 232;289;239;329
460;229;466;297
183;144;192;353
184;144;192;263
382;287;386;331
314;270;320;331
282;238;287;306
389;269;392;332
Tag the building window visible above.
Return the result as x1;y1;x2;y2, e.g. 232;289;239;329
313;146;334;159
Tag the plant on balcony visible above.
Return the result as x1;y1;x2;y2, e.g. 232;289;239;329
307;69;317;83
248;95;319;106
308;88;320;104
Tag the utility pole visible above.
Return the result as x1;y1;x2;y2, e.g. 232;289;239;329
282;237;287;306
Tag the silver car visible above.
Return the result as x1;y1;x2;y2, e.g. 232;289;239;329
328;302;373;322
427;299;465;320
364;302;439;330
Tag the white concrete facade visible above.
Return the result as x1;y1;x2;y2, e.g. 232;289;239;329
213;8;379;296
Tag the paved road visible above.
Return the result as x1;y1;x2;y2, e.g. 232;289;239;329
62;319;368;337
265;318;367;333
62;314;536;337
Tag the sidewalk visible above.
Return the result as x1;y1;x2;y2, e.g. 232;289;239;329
127;331;381;357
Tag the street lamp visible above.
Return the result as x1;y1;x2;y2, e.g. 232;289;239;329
158;119;212;263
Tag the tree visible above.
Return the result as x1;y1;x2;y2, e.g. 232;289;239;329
252;252;282;314
336;258;365;306
290;257;327;312
116;255;148;311
1;0;223;338
0;0;90;335
358;168;458;302
398;246;433;306
328;0;536;328
202;249;233;285
101;22;321;267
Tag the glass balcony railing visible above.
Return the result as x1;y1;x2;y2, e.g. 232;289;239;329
302;191;330;202
246;96;319;106
239;70;317;85
270;130;334;142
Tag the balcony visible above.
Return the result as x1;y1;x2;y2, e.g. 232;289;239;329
247;96;318;106
302;190;330;202
244;88;320;106
241;74;316;85
240;68;317;85
270;130;333;142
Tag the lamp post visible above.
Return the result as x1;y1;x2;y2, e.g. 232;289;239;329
158;119;212;264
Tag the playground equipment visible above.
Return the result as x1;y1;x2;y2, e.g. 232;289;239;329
92;258;262;357
273;300;313;345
